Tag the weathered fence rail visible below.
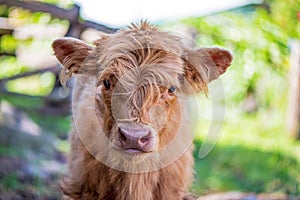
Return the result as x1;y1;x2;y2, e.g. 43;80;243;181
0;0;118;36
0;1;118;115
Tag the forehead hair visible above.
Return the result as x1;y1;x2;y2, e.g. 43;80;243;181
53;21;233;110
81;23;188;83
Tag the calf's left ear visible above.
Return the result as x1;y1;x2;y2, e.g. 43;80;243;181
183;47;233;93
52;38;94;84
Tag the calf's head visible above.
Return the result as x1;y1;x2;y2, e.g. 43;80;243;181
52;22;232;171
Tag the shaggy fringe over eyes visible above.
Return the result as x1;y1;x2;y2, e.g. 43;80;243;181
81;28;210;99
100;48;184;120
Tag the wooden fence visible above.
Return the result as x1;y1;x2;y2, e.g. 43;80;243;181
0;0;118;115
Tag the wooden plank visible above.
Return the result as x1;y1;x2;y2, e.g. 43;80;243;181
0;0;79;22
0;0;118;34
0;66;59;82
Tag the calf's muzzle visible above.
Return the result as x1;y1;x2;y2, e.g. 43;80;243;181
118;126;155;153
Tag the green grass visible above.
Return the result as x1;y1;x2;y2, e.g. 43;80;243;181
0;94;43;109
1;95;71;138
0;174;22;191
0;145;22;157
192;108;300;195
27;112;71;138
0;172;60;198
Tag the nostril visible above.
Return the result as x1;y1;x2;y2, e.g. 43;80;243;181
119;128;127;142
139;134;151;145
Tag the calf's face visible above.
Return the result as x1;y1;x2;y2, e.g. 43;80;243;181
94;46;187;155
52;24;232;161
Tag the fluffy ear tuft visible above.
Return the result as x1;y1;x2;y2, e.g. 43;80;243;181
52;38;94;85
183;47;233;93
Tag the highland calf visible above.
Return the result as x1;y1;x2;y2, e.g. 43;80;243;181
52;22;232;200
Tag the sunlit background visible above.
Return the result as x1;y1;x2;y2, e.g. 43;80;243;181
0;0;299;199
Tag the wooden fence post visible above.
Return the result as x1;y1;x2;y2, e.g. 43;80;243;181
287;40;300;139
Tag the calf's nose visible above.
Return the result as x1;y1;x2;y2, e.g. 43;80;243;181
118;127;153;152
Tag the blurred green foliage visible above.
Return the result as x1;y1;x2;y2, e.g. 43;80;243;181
0;174;22;191
193;110;300;195
183;0;300;195
6;72;55;96
0;35;18;53
183;5;292;109
0;3;69;96
269;0;300;39
0;56;28;79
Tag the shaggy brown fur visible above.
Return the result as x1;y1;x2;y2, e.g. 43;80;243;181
52;21;232;200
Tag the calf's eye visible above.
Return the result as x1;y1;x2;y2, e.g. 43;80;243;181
168;86;176;94
103;80;110;89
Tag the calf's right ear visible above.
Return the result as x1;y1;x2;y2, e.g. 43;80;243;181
52;38;94;84
183;47;233;94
